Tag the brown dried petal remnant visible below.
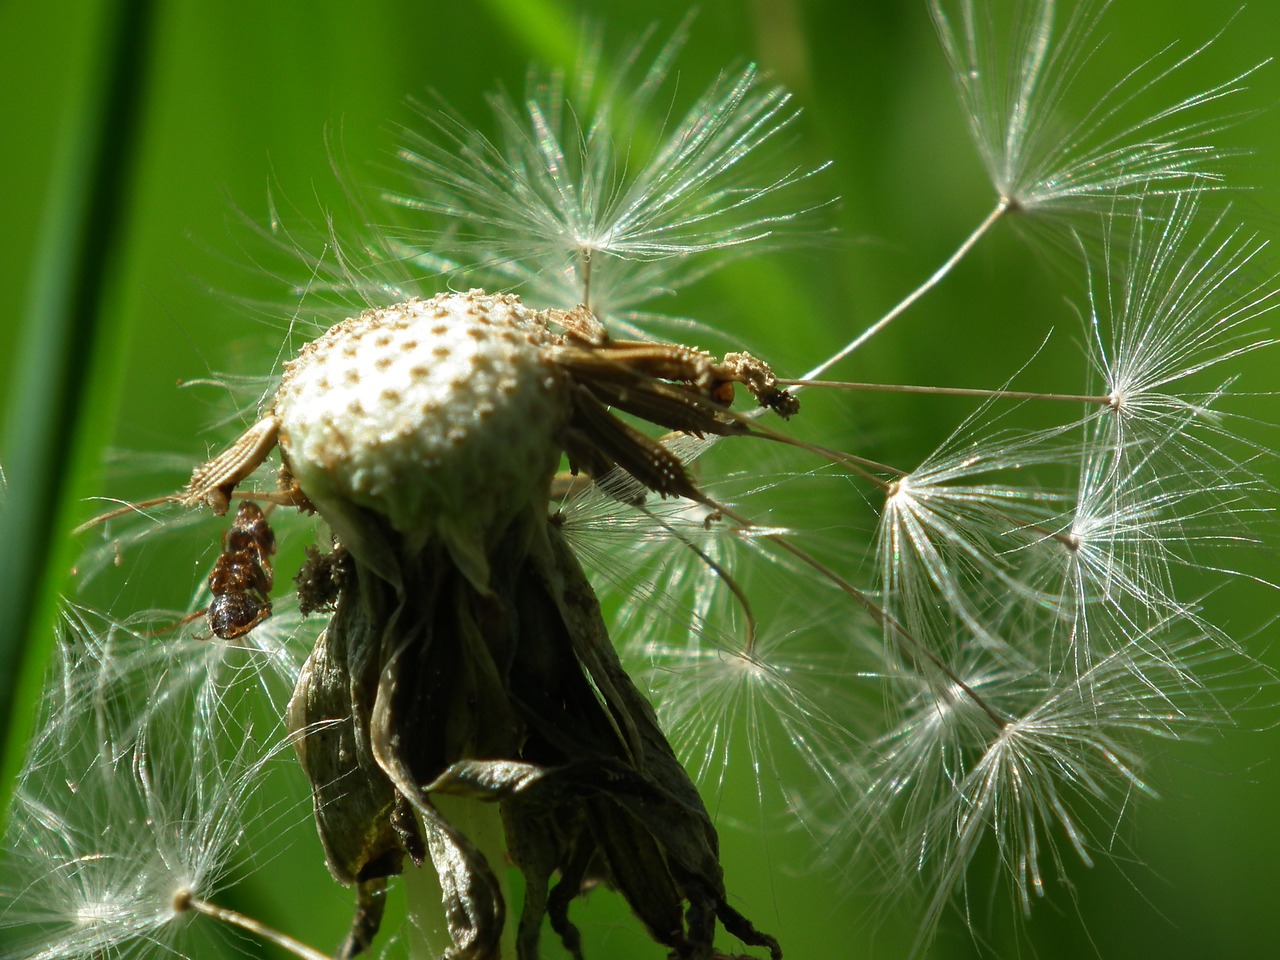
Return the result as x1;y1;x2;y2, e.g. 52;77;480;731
179;290;793;959
294;543;349;616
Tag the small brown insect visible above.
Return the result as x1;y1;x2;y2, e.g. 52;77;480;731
205;500;276;639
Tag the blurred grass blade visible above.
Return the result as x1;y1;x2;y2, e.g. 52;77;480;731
0;0;156;794
480;0;581;70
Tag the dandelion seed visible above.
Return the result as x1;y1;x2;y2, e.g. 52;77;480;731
0;612;309;960
1082;194;1279;455
806;2;1267;383
930;0;1264;218
386;21;828;331
918;630;1236;942
646;615;862;819
838;187;1275;947
876;419;1076;661
43;599;312;756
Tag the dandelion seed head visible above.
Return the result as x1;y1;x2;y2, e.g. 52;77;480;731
274;291;568;570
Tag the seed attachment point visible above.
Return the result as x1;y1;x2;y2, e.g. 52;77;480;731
183;417;281;514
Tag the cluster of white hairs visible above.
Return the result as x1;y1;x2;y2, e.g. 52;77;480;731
2;1;1276;958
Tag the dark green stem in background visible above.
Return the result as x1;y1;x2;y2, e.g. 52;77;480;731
0;0;156;797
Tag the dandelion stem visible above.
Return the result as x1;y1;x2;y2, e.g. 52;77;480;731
799;199;1010;382
176;891;336;960
739;418;905;485
777;379;1113;406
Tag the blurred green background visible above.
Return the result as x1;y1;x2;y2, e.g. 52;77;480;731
3;1;1279;958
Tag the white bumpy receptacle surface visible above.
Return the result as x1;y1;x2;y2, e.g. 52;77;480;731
273;290;568;574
